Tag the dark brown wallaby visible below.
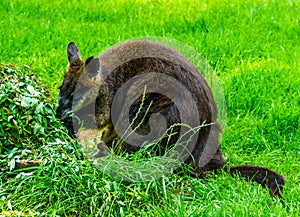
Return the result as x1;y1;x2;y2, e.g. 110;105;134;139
56;40;285;198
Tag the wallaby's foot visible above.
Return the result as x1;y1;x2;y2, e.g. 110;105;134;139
193;148;225;176
227;165;285;198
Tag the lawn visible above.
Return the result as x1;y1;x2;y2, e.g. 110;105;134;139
1;0;300;216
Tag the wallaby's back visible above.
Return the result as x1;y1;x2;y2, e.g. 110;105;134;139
89;40;220;167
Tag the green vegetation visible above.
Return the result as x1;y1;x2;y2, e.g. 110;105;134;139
1;0;299;216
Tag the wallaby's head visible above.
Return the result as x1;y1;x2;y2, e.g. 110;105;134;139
56;42;101;135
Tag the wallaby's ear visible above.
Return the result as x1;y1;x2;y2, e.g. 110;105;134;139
85;56;94;66
67;42;81;64
85;57;100;78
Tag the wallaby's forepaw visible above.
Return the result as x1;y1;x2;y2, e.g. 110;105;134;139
93;141;110;158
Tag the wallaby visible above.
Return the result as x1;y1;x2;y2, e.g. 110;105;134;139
56;40;285;198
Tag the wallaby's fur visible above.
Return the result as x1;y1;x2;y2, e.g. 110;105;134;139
56;40;285;198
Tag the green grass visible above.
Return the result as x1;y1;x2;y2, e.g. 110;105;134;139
1;0;300;216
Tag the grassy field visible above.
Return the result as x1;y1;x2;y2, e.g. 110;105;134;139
1;0;300;216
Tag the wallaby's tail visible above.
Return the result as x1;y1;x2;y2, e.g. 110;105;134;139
225;165;285;198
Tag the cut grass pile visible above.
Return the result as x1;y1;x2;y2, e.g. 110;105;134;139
0;0;299;216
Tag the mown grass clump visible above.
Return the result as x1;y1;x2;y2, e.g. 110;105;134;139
0;64;84;173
